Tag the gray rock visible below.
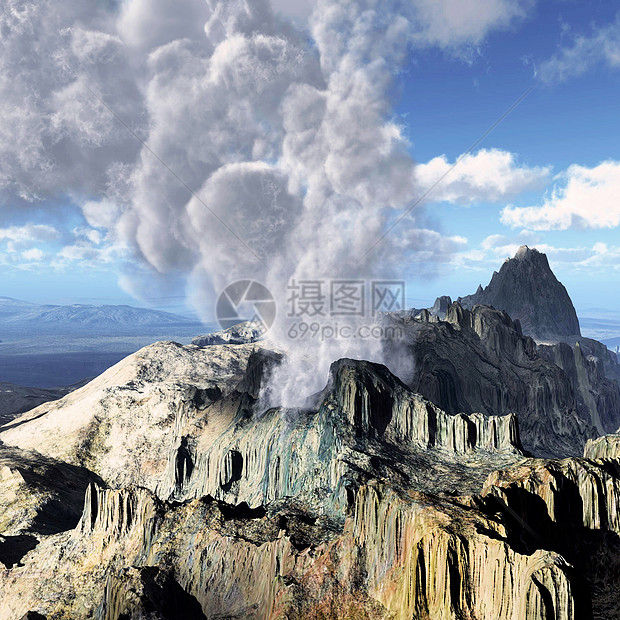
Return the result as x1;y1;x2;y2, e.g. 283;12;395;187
383;302;620;457
0;339;617;618
429;295;453;319
458;245;581;341
191;321;264;346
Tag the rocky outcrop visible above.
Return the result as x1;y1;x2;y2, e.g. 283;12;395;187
385;303;593;456
430;295;453;319
384;300;620;457
0;347;523;512
390;295;453;321
482;457;620;534
331;358;521;453
351;484;584;620
458;245;581;341
0;442;103;541
1;339;620;618
479;452;620;620
171;357;523;516
0;341;258;490
538;339;620;436
0;476;593;620
382;246;620;458
192;320;264;346
584;433;620;459
78;484;158;544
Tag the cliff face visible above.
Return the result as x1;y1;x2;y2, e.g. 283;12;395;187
480;451;620;620
1;344;523;511
384;302;620;457
1;340;619;619
458;245;581;341
0;479;589;620
0;341;258;490
383;246;620;458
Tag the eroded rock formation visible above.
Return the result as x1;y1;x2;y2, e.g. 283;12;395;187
384;301;620;457
192;320;264;346
0;339;619;618
458;245;581;341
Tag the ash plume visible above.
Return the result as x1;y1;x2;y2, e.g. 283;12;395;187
0;0;531;404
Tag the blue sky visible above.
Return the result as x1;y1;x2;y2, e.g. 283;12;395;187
394;1;620;311
1;0;620;318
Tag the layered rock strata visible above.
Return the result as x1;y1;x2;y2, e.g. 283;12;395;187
0;341;619;618
384;301;620;457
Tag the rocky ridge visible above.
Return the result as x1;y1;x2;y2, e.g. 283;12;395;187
0;340;619;618
2;243;620;618
383;300;620;457
1;344;523;510
191;320;264;346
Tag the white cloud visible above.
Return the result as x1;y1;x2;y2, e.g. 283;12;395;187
0;0;538;297
501;160;620;230
480;229;540;250
452;234;620;274
22;248;44;261
81;199;123;231
73;226;104;245
117;0;209;51
410;0;533;50
56;242;126;265
0;0;546;408
0;1;144;203
416;149;550;205
0;224;60;244
268;0;533;46
538;16;620;83
0;0;539;403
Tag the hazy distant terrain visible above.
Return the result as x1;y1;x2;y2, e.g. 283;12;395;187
579;310;620;353
0;296;202;334
0;297;212;387
0;380;90;425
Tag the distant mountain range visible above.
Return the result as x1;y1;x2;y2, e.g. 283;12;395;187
0;297;202;336
0;297;212;390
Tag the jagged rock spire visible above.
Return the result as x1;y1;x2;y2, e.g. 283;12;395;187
458;246;581;341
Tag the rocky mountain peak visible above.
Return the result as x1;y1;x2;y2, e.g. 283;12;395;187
514;244;538;260
430;295;452;319
458;246;581;341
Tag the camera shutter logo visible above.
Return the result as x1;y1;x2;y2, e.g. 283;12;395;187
216;280;276;332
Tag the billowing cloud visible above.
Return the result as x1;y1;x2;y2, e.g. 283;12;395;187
501;161;620;230
416;149;550;205
0;0;144;202
0;0;537;293
0;0;537;403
